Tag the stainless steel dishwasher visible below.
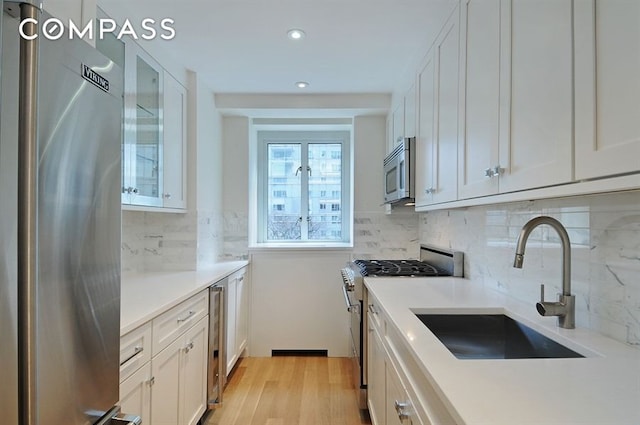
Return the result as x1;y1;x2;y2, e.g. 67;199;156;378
207;277;227;408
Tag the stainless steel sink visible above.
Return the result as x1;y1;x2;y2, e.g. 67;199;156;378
415;314;584;359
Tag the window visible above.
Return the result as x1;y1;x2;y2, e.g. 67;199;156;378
256;130;351;244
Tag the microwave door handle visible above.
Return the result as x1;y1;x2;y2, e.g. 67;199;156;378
399;160;405;191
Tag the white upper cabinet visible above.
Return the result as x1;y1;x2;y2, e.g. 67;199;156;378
389;84;417;152
574;0;640;179
404;83;417;139
119;40;188;211
123;43;164;207
416;53;436;207
416;9;460;207
457;0;501;199
162;73;188;209
432;9;460;204
392;100;405;148
497;0;573;193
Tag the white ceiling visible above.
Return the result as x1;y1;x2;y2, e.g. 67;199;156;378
98;0;457;95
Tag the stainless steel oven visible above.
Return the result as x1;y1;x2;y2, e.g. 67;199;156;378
341;267;365;407
340;245;463;410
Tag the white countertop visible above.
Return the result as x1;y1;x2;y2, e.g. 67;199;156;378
365;277;640;425
120;261;248;335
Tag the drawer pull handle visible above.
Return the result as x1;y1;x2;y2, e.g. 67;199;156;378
177;310;195;323
120;346;144;366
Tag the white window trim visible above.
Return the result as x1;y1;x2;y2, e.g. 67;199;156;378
251;126;353;248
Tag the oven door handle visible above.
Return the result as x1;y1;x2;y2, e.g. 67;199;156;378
342;284;359;313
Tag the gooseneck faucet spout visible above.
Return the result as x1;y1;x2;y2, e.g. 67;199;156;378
513;216;575;329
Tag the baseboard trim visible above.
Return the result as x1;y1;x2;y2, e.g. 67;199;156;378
271;349;328;357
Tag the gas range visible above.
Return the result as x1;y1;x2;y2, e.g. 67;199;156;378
341;245;464;301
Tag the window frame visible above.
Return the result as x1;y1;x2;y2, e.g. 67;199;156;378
256;130;352;246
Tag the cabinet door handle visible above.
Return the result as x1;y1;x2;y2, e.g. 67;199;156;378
120;346;144;366
147;376;155;386
122;186;139;194
184;342;194;353
394;400;411;421
163;193;172;199
484;165;504;178
177;310;195;323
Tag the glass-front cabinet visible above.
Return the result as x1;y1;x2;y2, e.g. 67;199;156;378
96;10;187;211
122;44;164;207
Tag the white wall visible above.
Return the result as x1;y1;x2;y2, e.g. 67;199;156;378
221;113;419;356
250;251;351;356
190;72;224;268
419;191;640;348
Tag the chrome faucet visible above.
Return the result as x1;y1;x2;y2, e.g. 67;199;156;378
513;216;575;329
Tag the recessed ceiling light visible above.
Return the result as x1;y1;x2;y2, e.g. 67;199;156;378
287;29;305;40
295;81;309;89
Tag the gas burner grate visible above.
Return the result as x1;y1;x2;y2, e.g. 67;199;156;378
353;259;450;277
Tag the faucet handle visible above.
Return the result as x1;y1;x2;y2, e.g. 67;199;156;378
540;284;545;303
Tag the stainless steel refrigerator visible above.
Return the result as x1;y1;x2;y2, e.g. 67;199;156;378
0;4;139;425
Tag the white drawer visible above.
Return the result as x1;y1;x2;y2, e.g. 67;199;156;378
152;290;209;355
120;321;152;383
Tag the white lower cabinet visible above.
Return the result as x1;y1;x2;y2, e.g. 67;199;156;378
367;311;386;425
119;290;210;425
367;293;453;425
180;318;209;425
119;362;152;425
146;316;209;425
226;267;249;376
386;360;423;425
150;336;182;424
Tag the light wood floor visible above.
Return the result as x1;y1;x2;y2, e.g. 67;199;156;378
203;357;371;425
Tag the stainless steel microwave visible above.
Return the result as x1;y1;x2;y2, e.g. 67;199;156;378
383;137;415;204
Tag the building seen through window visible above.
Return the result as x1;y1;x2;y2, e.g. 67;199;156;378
257;130;351;244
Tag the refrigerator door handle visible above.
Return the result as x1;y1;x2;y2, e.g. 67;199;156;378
15;3;42;425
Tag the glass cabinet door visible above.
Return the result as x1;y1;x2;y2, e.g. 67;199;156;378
123;43;163;207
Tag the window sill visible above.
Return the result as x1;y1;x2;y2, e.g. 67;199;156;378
249;242;353;252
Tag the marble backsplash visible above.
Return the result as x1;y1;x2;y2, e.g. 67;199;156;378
124;209;420;269
122;209;224;272
351;211;420;260
218;210;420;261
418;191;640;348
